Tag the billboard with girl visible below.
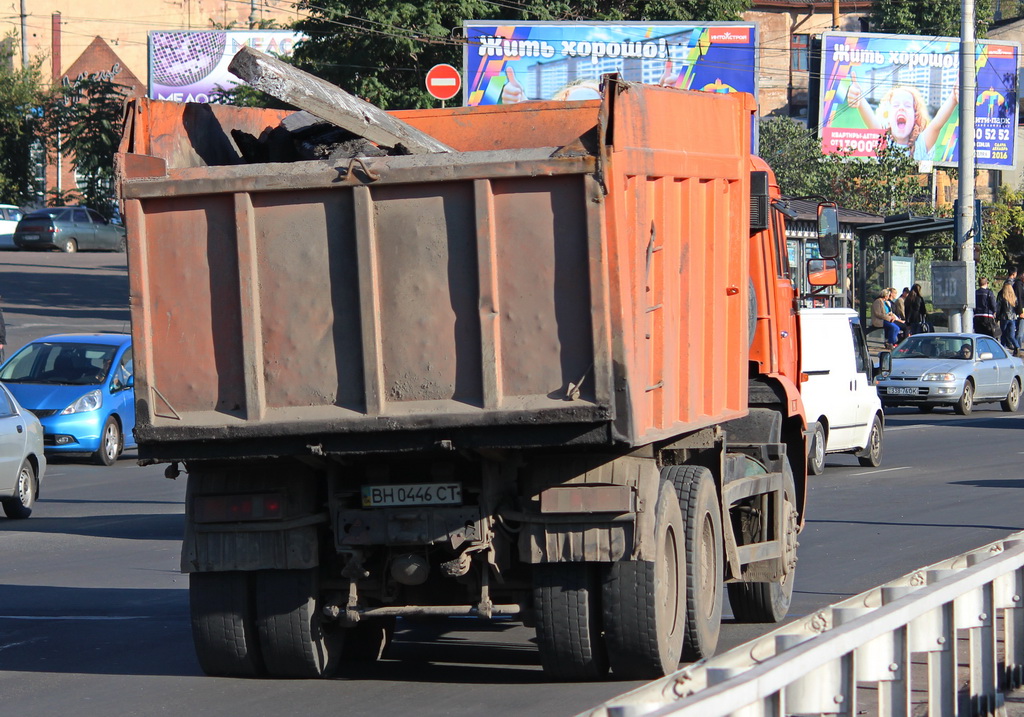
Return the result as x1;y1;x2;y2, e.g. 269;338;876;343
819;32;1019;170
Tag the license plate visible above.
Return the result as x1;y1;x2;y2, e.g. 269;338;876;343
22;234;38;240
362;483;462;508
887;387;917;395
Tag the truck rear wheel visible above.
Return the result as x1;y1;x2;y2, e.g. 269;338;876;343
664;465;723;662
602;479;685;678
727;462;797;623
190;571;265;677
533;562;608;681
256;568;344;678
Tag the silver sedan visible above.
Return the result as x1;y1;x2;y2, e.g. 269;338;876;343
0;382;46;518
875;333;1024;415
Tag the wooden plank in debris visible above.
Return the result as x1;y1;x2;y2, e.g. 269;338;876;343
228;46;452;154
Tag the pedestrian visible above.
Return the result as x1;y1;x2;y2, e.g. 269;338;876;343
974;277;998;338
871;288;902;349
1013;267;1024;343
904;283;929;334
894;287;909;322
997;281;1022;355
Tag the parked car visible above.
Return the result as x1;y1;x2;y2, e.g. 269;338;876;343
799;308;884;474
875;332;1024;415
0;381;46;518
0;333;135;465
0;204;25;250
13;206;126;253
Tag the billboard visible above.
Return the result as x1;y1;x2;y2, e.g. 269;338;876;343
149;30;303;103
463;22;758;107
819;32;1019;170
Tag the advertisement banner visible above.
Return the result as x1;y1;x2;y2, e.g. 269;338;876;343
819;32;1019;170
149;30;303;103
463;21;758;107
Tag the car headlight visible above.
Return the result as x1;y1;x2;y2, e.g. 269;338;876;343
921;372;956;382
61;389;102;415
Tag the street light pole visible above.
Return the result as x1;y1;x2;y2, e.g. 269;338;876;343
957;0;977;333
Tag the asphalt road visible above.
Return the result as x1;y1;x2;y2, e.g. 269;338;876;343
2;251;1024;716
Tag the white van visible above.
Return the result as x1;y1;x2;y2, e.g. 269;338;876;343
798;308;884;474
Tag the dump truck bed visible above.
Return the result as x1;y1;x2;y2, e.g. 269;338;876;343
117;83;754;461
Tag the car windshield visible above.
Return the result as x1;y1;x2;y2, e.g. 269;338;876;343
0;342;119;385
892;336;975;360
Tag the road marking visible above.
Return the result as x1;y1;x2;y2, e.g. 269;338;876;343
849;466;909;476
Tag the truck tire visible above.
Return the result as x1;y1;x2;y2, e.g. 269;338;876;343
602;479;685;678
533;562;608;681
256;568;343;678
727;462;797;624
341;617;395;661
663;465;723;662
807;422;826;476
190;571;265;677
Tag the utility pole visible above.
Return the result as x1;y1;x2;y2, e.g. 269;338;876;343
19;0;27;69
955;0;977;333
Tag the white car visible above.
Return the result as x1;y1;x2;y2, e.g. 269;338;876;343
0;204;25;249
799;308;884;474
0;381;46;518
875;333;1024;415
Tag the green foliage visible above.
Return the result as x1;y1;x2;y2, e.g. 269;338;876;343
982;185;1024;278
43;76;128;218
759;117;920;215
0;40;49;205
829;139;921;215
870;0;993;37
290;0;750;109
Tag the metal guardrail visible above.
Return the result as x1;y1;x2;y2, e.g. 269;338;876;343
585;531;1024;717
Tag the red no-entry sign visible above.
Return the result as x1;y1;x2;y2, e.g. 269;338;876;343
425;64;462;101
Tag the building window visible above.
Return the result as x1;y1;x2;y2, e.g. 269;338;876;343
791;34;809;72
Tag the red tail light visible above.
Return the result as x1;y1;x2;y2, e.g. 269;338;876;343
193;493;285;522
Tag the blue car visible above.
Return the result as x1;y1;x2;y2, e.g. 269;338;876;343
0;334;135;465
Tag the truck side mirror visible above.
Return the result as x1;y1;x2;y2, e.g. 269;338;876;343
806;258;839;287
817;202;840;259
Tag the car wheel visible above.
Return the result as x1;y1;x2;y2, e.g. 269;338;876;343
1002;379;1021;412
93;417;123;466
917;405;935;413
954;381;974;416
61;238;77;253
2;460;36;519
117;236;127;253
857;414;883;467
807;422;826;476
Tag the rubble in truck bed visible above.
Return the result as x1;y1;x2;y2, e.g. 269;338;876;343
230;111;413;164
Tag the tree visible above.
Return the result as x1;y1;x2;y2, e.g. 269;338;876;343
870;0;993;37
42;76;128;218
290;0;751;109
758;117;920;215
0;39;50;206
758;117;841;198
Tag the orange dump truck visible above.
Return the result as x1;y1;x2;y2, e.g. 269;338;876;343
117;78;837;681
